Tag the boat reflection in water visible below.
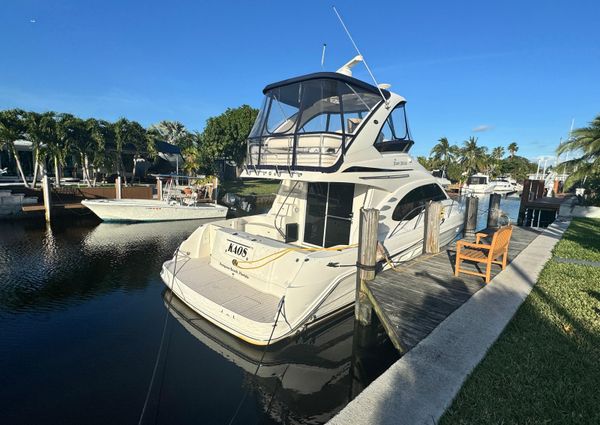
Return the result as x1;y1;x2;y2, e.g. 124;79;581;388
163;291;398;424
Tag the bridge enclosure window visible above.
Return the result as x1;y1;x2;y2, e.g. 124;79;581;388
392;184;446;221
374;104;413;153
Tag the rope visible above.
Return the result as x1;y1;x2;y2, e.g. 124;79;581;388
234;244;358;270
137;249;181;425
379;229;465;274
226;296;286;425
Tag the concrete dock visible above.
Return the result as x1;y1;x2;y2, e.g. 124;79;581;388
329;220;569;425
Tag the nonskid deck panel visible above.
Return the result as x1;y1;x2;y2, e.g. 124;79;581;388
164;256;280;323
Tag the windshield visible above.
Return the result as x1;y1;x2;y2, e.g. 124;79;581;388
249;78;382;139
468;176;488;185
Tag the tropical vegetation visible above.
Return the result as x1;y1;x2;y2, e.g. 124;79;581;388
556;113;600;201
0;105;258;187
420;136;536;183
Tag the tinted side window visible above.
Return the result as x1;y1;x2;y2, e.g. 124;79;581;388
392;184;446;221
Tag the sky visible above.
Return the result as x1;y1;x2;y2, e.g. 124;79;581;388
1;0;599;163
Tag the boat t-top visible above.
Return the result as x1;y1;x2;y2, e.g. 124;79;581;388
161;57;465;345
82;174;228;222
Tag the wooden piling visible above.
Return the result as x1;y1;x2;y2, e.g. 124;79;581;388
487;193;502;228
424;201;442;254
115;176;122;200
42;175;52;222
213;176;219;204
156;177;163;201
464;196;478;237
355;208;379;326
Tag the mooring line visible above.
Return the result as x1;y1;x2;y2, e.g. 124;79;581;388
137;249;181;425
227;296;285;425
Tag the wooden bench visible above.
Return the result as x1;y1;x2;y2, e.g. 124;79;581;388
454;225;514;283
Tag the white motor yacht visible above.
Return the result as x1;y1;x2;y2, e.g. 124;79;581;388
462;173;494;194
161;59;465;345
82;175;228;222
489;177;517;194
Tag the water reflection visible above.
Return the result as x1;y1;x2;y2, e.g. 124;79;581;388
163;292;398;424
0;219;204;313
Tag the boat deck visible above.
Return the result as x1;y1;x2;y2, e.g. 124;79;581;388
164;256;280;323
368;226;542;353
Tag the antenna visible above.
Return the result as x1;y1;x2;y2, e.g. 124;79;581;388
321;43;327;69
332;6;389;108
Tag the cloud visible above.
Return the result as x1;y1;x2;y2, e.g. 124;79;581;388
472;124;494;132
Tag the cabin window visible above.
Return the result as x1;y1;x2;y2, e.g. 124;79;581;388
304;182;354;247
392;184;446;221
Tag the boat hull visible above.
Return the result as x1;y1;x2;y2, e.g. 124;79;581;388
81;199;228;222
160;213;464;346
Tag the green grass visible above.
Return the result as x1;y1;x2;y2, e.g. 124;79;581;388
219;178;280;197
552;218;600;262
441;218;600;425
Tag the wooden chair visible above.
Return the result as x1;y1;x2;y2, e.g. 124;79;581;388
454;225;513;283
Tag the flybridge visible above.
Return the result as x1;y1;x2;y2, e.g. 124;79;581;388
244;71;414;175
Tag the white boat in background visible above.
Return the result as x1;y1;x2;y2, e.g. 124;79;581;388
82;175;228;222
490;176;523;195
160;57;465;345
462;173;494;194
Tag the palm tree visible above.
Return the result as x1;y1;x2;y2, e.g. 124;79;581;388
430;137;458;175
149;120;189;146
50;113;81;187
459;136;488;177
0;109;30;187
492;146;505;160
485;146;505;177
25;111;54;188
508;142;518;158
62;116;94;186
114;118;149;183
88;119;115;185
556;114;600;190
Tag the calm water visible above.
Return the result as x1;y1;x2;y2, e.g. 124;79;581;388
473;193;521;229
0;218;397;425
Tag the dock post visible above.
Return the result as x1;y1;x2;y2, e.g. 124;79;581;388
213;176;219;204
464;196;478;238
115;176;122;200
156;177;163;201
350;208;380;397
487;193;502;228
424;201;442;254
356;208;379;326
42;175;52;223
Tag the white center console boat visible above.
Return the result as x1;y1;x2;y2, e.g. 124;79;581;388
161;59;465;345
